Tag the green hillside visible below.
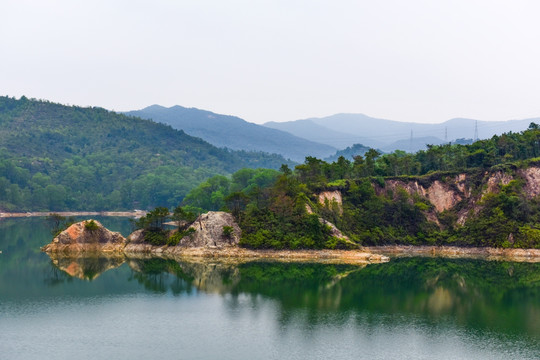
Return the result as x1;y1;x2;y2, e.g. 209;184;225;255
0;96;290;211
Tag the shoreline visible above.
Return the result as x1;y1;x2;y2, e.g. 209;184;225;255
125;247;391;264
0;211;146;218
365;245;540;262
43;244;540;264
45;247;391;265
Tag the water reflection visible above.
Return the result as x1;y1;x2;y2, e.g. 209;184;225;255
47;253;125;280
3;218;540;359
43;252;540;339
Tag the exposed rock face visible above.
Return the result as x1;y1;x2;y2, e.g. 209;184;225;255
455;173;469;196
382;179;427;198
42;220;126;253
520;167;540;198
426;181;462;213
319;190;343;206
371;168;535;227
318;190;343;214
485;171;513;195
180;211;241;248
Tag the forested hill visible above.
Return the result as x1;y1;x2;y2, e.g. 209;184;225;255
179;123;540;250
125;105;337;162
0;96;291;211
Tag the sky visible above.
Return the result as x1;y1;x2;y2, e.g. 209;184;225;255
2;0;540;124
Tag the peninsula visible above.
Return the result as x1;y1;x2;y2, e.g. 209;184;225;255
41;216;389;265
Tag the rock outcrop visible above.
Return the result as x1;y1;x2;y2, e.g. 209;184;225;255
42;220;126;253
520;167;540;198
315;166;540;228
180;211;241;248
318;190;343;214
124;211;241;253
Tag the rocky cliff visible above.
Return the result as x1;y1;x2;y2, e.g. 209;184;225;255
317;165;540;229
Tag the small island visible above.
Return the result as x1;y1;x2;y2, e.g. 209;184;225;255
42;215;389;264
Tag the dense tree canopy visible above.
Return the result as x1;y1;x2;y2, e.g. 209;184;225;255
0;96;292;211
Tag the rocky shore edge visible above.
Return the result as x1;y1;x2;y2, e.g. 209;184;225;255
365;245;540;262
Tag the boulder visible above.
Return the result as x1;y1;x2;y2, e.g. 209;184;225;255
179;211;241;248
124;229;160;253
42;220;126;253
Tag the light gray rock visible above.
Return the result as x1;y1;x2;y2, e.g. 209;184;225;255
180;211;241;248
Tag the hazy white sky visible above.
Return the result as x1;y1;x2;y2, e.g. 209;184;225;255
2;0;540;124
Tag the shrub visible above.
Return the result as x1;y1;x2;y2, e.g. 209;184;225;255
168;228;196;246
144;229;169;246
84;220;99;231
222;226;234;238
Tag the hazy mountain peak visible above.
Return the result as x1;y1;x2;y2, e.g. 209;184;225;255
125;105;336;162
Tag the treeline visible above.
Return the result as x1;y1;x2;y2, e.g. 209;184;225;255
294;122;540;187
181;124;540;249
0;96;291;211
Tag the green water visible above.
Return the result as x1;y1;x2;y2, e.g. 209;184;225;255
1;217;539;359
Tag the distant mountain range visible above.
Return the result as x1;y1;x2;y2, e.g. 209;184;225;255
125;104;540;158
125;105;337;162
264;114;539;152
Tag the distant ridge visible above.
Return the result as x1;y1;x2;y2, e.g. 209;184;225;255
264;114;539;152
125;105;337;162
324;144;374;162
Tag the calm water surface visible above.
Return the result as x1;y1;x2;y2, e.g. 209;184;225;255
1;217;539;359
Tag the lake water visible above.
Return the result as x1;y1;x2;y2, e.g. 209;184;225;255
1;217;539;360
